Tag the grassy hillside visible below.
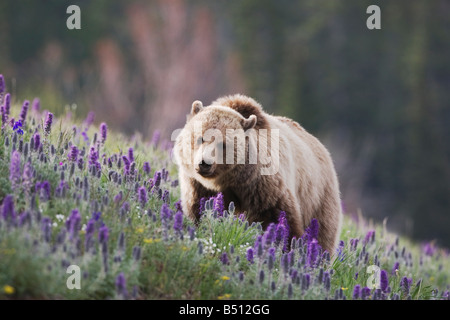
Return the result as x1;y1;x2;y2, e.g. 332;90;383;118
0;75;449;300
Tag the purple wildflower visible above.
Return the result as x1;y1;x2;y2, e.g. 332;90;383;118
4;93;10;117
0;74;4;95
89;146;99;165
115;272;128;298
246;248;254;264
85;218;96;238
160;203;173;221
138;186;147;207
162;190;170;204
81;131;89;143
18;100;29;124
263;223;276;248
423;242;436;257
275;212;289;250
151;130;160;147
174;200;182;213
220;252;229;265
122;156;130;175
44;112;53;135
267;247;276;271
153;171;161;187
9;150;21;191
361;287;371;300
33;133;41;151
66;209;81;239
84;111;95;129
100;122;108;144
307;238;320;268
22;161;34;195
380;270;389;292
401;277;412;295
391;262;399;275
12;120;24;135
174;210;183;232
128;148;134;163
143;162;151;175
352;284;361;299
214;192;224;216
41;217;52;242
31;98;40;112
98;225;109;244
303;218;319;244
1;194;16;222
68;145;79;162
364;230;375;244
0;105;5;126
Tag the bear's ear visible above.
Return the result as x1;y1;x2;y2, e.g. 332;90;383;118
191;100;204;115
242;114;257;130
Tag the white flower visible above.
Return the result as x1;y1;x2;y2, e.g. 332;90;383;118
56;214;65;221
52;222;58;227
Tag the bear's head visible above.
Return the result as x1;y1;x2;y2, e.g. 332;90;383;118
174;99;258;188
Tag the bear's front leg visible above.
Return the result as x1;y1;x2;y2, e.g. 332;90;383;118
180;172;215;221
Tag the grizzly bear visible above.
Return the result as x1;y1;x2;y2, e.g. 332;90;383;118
173;94;342;253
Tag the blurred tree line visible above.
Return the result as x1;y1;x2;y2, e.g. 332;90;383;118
0;0;449;246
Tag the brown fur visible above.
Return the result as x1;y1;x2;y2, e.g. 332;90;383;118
174;94;342;253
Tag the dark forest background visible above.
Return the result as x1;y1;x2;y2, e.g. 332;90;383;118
1;0;449;246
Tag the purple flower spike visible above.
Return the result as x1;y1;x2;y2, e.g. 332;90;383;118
0;74;4;95
143;162;151;175
66;209;82;239
220;252;229;265
98;225;109;244
32;98;40;112
68;145;79;162
352;284;361;299
115;272;128;298
361;287;371;300
0;105;5;126
391;262;399;275
100;122;108;144
138;186;147;207
380;270;389;292
214;192;224;216
1;194;16;222
33;133;41;151
9;150;21;191
364;230;375;245
4;93;11;117
246;248;254;264
19;100;29;124
128;148;134;163
44;112;53;135
307;238;320;268
151;130;160;147
174;210;183;232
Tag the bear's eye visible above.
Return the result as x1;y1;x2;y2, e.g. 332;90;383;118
196;137;204;145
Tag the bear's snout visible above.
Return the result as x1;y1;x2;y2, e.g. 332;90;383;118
197;159;215;177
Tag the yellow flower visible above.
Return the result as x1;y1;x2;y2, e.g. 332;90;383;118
182;246;188;251
136;227;144;234
218;293;231;300
221;276;230;281
341;287;348;291
3;285;15;295
143;238;161;244
430;276;435;282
